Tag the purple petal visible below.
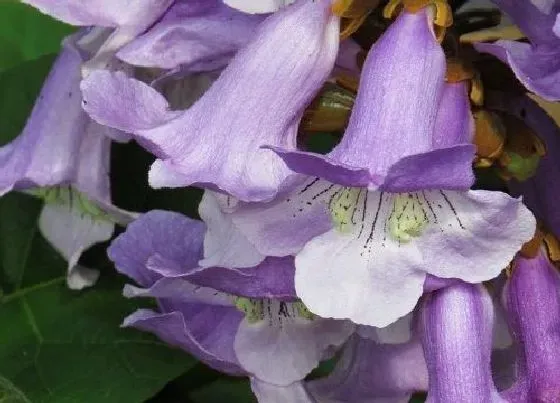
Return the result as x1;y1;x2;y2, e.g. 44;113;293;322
186;257;297;300
117;1;265;71
490;0;560;46
476;41;560;101
123;276;234;307
486;92;560;239
379;145;476;192
81;70;180;141
123;308;245;375
21;0;173;28
502;252;560;402
88;0;339;201
326;9;446;175
234;305;354;385
228;176;335;257
198;191;265;268
432;82;475;148
108;210;205;287
250;379;315;403
335;39;362;74
421;283;503;402
295;189;534;327
223;0;295;14
0;33;89;195
272;12;475;191
309;334;428;402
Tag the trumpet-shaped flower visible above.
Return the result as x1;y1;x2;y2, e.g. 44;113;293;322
82;0;340;202
109;210;354;401
239;7;536;327
0;30;133;289
421;283;505;402
502;251;560;402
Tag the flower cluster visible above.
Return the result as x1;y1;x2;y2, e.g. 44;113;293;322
6;0;560;401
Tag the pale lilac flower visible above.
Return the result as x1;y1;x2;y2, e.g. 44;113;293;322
82;0;340;202
0;30;133;289
109;210;354;402
116;0;265;72
224;0;296;14
501;251;560;402
231;7;535;327
421;283;505;402
22;0;174;72
475;0;560;101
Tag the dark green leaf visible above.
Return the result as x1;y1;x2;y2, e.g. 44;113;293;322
0;193;195;402
0;1;74;73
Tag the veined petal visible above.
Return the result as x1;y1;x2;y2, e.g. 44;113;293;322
416;189;535;282
309;334;428;402
421;283;505;402
223;0;296;14
234;301;354;385
432;82;474;148
108;210;205;287
198;191;265;268
85;0;339;201
229;176;335;257
295;189;534;326
502;252;560;402
117;1;265;71
123;308;245;375
185;257;298;300
250;379;315;403
39;200;113;290
273;10;473;191
475;41;560;101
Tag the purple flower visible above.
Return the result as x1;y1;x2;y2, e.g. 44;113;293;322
309;325;428;402
81;0;340;202
22;0;175;72
486;91;560;240
0;30;133;289
109;210;354;399
420;283;504;402
501;251;560;402
223;0;296;14
475;0;560;101
229;7;535;327
116;0;265;72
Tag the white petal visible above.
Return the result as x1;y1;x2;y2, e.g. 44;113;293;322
223;0;296;14
250;379;315;403
39;201;114;290
198;191;265;268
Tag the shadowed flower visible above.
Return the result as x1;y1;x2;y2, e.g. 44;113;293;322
475;0;560;101
109;210;354;402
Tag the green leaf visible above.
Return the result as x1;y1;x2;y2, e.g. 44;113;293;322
0;54;57;146
0;1;74;73
0;193;196;402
